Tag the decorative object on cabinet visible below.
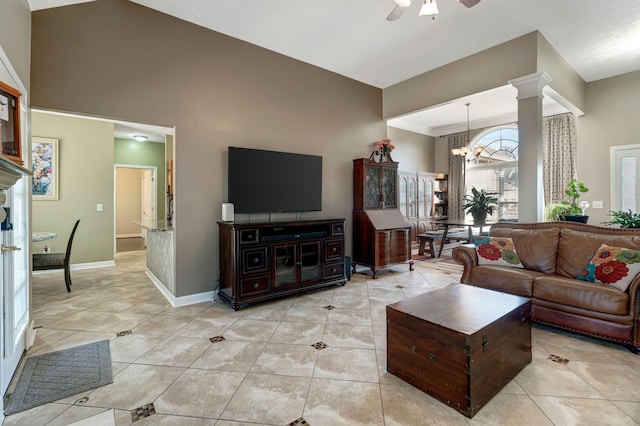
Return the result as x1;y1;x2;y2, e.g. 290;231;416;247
353;157;413;278
371;138;395;163
32;137;59;200
0;81;22;165
217;219;347;310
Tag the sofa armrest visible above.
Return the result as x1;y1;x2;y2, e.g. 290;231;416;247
452;244;477;283
626;277;640;352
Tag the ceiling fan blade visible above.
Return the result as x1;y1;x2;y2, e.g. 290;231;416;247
458;0;481;8
387;5;406;21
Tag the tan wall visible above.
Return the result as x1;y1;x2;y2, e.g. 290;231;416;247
116;168;143;236
29;0;400;297
576;70;640;225
536;33;586;113
387;127;434;172
383;32;539;119
31;112;115;263
0;0;31;90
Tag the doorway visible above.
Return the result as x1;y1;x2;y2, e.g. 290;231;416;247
114;165;157;253
610;144;640;212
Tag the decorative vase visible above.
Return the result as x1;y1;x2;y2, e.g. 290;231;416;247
559;214;589;224
471;211;488;223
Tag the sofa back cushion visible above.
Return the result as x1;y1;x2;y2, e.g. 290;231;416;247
489;227;560;274
557;228;640;278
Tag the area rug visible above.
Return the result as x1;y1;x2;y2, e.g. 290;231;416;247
5;340;113;415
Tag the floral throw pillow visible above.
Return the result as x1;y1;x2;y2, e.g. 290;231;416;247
577;244;640;291
472;236;523;268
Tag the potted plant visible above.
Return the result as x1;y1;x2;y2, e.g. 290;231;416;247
463;187;499;223
544;203;566;222
602;209;640;228
559;179;589;223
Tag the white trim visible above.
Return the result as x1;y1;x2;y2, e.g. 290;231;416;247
0;46;28;100
610;144;640;211
509;72;552;99
28;0;96;12
117;233;142;239
30;109;174;135
31;260;116;275
146;269;214;307
26;320;37;350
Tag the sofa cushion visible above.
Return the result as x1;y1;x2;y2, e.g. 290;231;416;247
489;227;559;274
472;236;523;268
533;275;629;316
469;265;546;297
576;244;640;291
557;228;640;279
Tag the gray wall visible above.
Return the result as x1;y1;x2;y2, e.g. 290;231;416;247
0;0;31;90
30;0;398;297
383;33;539;120
387;127;434;172
576;70;640;224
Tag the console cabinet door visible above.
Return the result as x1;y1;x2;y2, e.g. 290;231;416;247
274;243;297;288
300;241;321;284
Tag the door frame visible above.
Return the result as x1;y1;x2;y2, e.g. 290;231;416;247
610;144;640;211
114;165;157;253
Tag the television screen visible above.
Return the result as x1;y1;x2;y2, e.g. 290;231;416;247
228;147;322;213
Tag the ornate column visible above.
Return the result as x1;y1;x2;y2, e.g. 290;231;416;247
509;72;552;223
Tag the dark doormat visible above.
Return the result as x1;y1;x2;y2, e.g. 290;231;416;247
4;340;113;415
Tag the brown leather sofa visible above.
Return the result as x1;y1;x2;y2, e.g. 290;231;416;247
452;221;640;353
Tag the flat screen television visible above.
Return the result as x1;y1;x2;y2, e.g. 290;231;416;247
228;147;322;213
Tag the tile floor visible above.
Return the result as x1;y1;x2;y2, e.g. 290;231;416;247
4;251;640;425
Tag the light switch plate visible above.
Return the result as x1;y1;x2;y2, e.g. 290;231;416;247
593;201;603;209
97;203;103;212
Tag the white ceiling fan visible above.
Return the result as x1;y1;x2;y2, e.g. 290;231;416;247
387;0;481;21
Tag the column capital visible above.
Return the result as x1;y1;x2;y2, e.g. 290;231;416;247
508;72;552;100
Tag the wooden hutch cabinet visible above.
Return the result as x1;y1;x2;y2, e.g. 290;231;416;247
399;171;449;242
353;157;412;278
218;218;347;310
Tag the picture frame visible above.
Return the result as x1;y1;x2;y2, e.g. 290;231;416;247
32;137;59;200
0;80;22;165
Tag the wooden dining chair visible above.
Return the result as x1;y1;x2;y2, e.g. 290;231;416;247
33;219;80;292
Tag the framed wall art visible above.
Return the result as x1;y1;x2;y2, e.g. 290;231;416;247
32;137;59;200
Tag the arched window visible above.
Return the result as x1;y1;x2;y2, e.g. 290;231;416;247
465;126;519;221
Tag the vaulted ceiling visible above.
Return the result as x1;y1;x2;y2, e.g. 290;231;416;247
27;0;640;136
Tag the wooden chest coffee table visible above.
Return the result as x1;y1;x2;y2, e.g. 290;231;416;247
387;283;531;418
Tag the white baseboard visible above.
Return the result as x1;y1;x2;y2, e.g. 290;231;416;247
117;233;142;239
32;260;116;275
146;269;215;307
26;320;37;350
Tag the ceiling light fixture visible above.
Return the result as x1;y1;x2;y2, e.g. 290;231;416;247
393;0;412;7
451;102;472;157
419;0;439;19
133;135;148;142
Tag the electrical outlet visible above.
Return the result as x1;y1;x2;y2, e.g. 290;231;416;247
96;203;103;212
593;201;603;209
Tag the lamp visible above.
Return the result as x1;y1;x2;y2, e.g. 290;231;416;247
133;135;148;142
473;145;485;157
451;103;472;157
419;0;439;18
